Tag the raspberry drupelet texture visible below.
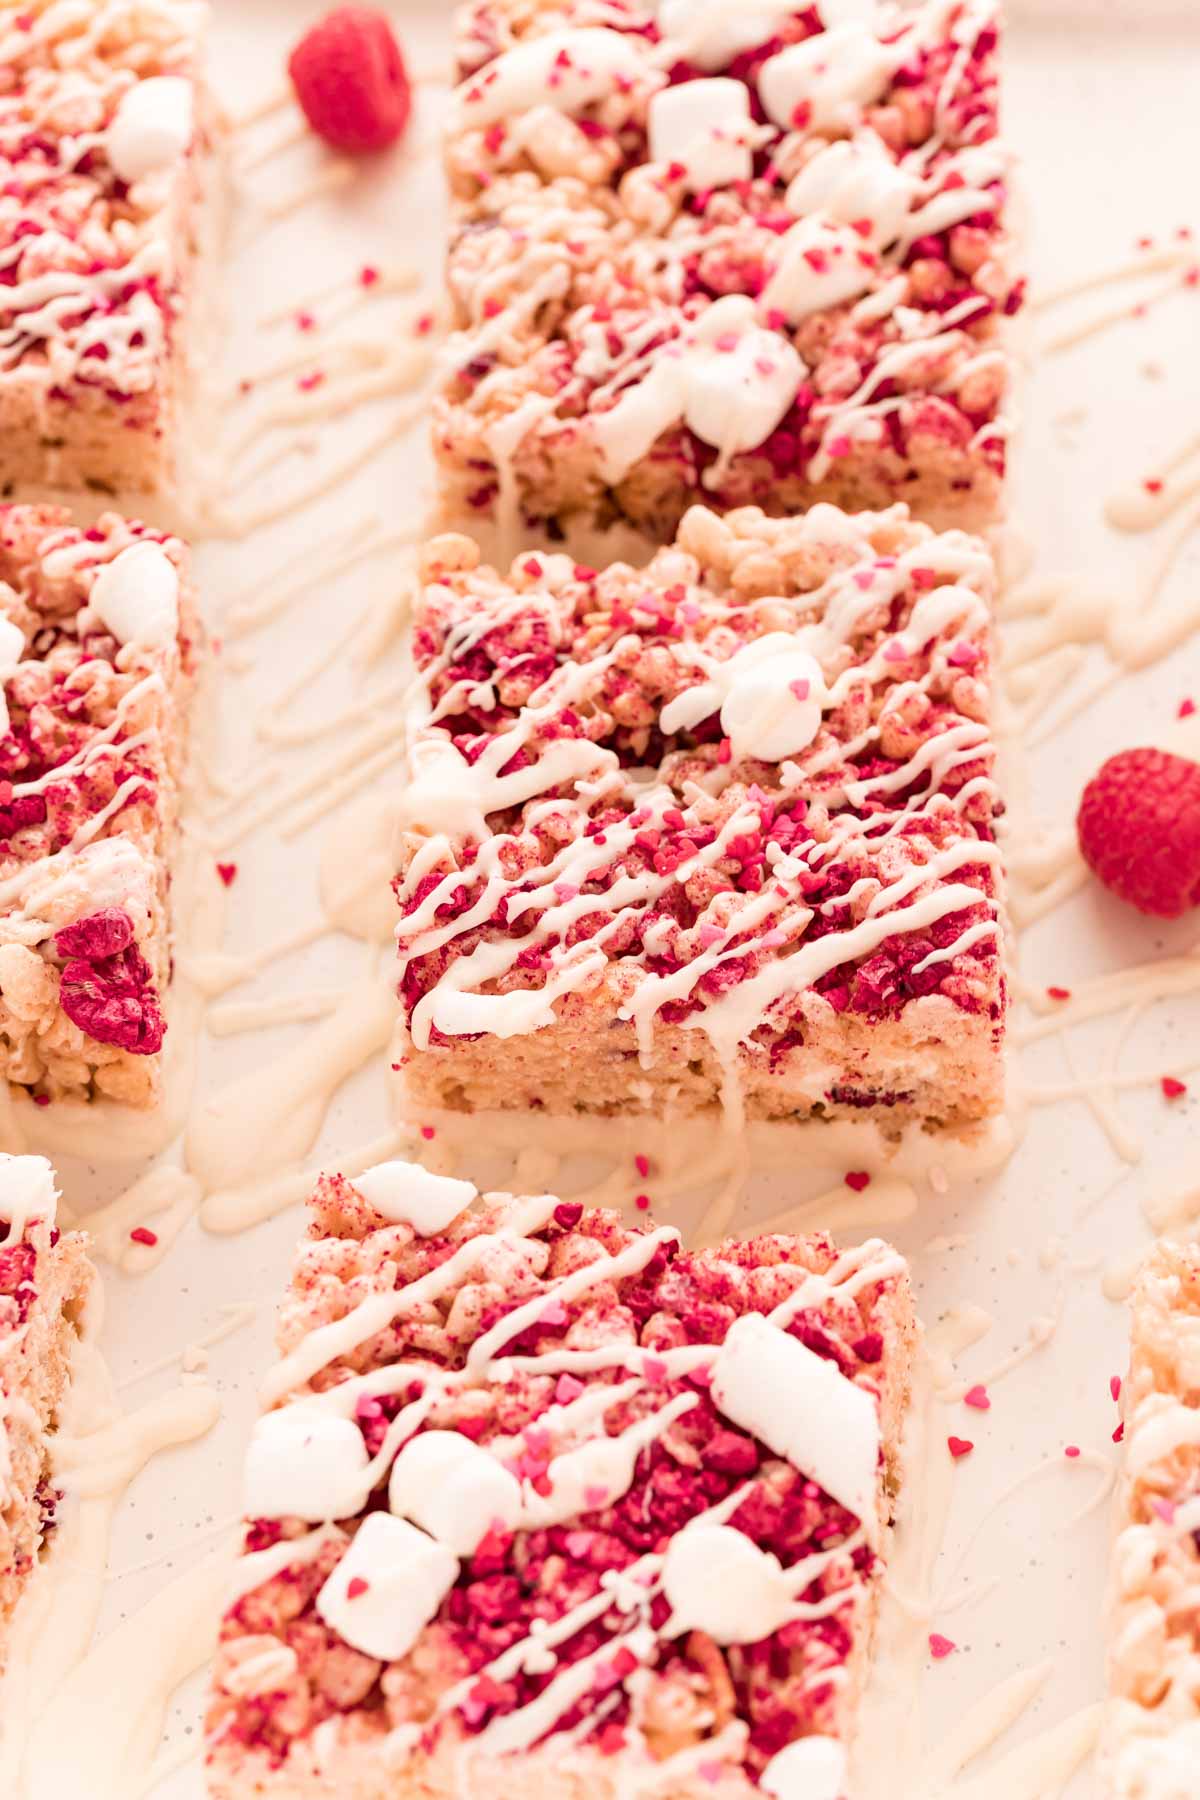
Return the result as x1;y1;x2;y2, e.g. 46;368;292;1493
1102;1243;1200;1796
393;503;1005;1131
1077;747;1200;921
0;0;217;494
207;1164;917;1798
0;1153;92;1679
287;7;412;155
436;0;1019;539
0;503;199;1107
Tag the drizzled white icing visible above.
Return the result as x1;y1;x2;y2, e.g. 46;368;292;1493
315;1512;459;1661
450;28;647;129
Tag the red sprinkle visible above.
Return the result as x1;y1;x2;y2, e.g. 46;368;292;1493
216;862;237;887
634;1194;651;1212
634;1153;650;1179
963;1384;990;1411
1162;1076;1188;1100
359;264;380;287
1046;985;1071;1001
929;1633;957;1660
1179;697;1196;719
844;1170;871;1192
1113;1421;1125;1443
1064;1445;1080;1459
129;1226;158;1247
346;1576;369;1600
1143;478;1164;494
1110;1374;1122;1402
947;1436;974;1459
420;1125;436;1140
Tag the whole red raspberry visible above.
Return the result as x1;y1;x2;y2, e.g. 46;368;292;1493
287;8;411;155
1077;747;1200;919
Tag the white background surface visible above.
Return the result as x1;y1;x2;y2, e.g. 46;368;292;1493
33;4;1200;1796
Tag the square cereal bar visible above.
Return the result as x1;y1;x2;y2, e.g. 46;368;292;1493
0;503;199;1107
393;503;1004;1131
207;1162;917;1797
0;0;217;495
0;1153;92;1675
1103;1242;1200;1797
436;0;1019;539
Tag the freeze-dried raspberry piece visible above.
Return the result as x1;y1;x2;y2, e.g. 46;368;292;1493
54;907;135;961
58;940;165;1055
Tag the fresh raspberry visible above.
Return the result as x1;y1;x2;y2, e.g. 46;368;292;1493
287;8;411;155
1077;747;1200;919
55;913;165;1056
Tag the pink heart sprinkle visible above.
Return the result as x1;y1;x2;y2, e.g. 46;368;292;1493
929;1633;957;1660
964;1384;991;1411
789;678;811;702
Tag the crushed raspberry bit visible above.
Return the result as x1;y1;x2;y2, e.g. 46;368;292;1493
359;264;380;287
216;862;238;887
1161;1076;1187;1099
296;310;316;333
1046;985;1071;1001
1143;478;1164;494
1110;1374;1122;1401
929;1633;957;1660
420;1125;436;1140
634;1193;651;1212
129;1226;158;1247
947;1436;974;1459
54;910;165;1056
1180;697;1196;719
346;1576;370;1599
844;1170;871;1192
1113;1421;1125;1444
963;1384;990;1411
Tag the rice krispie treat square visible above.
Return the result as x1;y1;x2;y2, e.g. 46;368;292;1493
207;1161;917;1797
1103;1242;1200;1797
393;503;1004;1131
436;0;1018;539
0;503;199;1108
0;0;217;496
0;1153;92;1676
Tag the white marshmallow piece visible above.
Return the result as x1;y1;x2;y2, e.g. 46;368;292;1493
0;615;25;739
106;75;194;183
316;1512;459;1662
719;636;826;763
757;25;896;133
354;1160;477;1235
662;1523;793;1644
684;297;806;460
0;1153;58;1234
761;1734;850;1800
762;215;877;325
785;138;916;248
648;79;752;193
243;1407;370;1523
712;1314;881;1534
90;542;179;650
656;0;807;73
389;1430;522;1555
450;28;644;129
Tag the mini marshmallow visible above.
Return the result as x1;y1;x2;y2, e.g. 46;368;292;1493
761;1734;849;1800
656;0;805;72
89;541;179;650
353;1161;477;1235
719;638;826;763
0;616;25;738
450;29;644;128
757;25;896;133
712;1314;880;1534
785;138;916;248
761;215;877;324
684;303;806;461
243;1407;370;1522
648;79;752;192
662;1524;793;1643
389;1430;522;1555
0;1154;58;1234
106;75;193;183
316;1512;459;1662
